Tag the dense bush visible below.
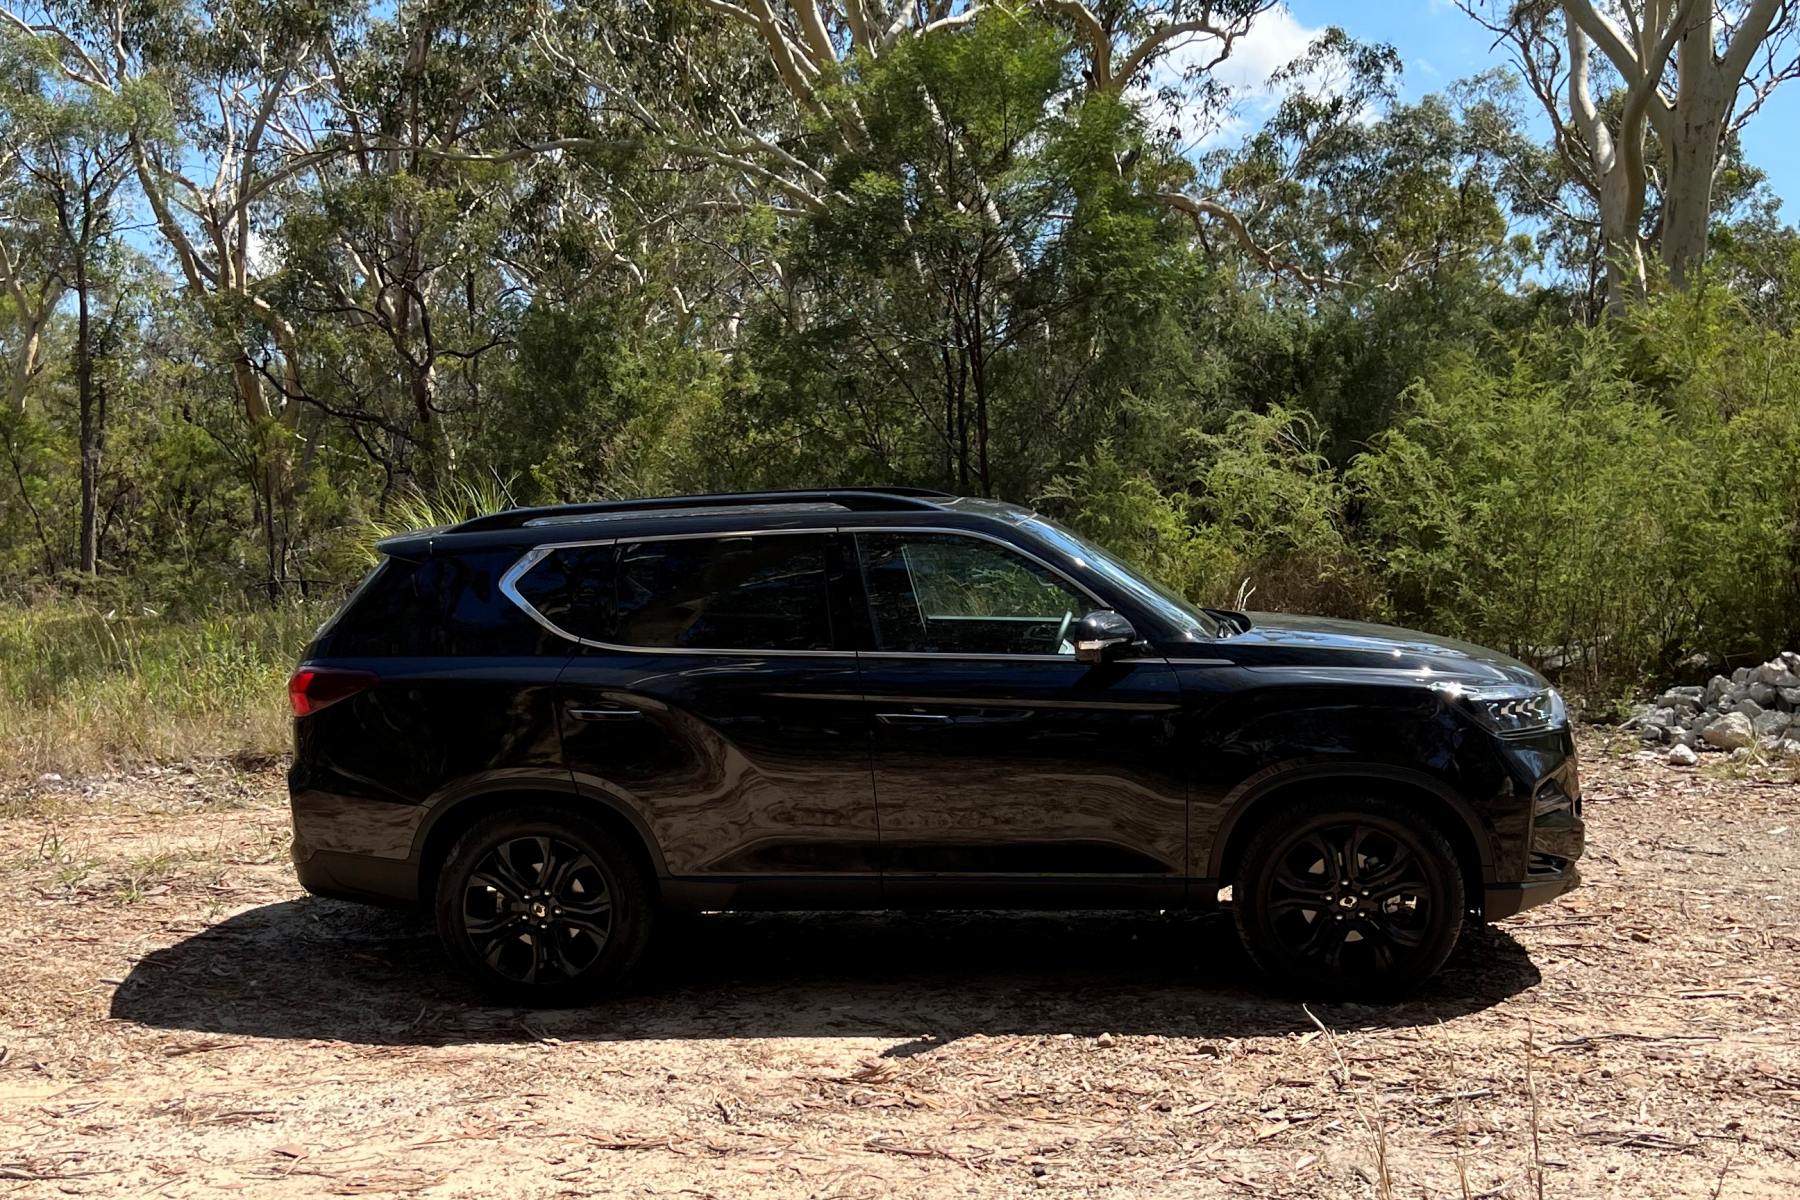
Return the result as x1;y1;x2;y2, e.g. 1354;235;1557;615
1353;298;1798;693
1041;293;1800;699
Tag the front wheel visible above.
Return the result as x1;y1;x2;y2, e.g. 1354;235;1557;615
1232;796;1465;999
434;806;654;1006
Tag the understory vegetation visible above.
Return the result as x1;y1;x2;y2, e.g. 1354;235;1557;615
4;1;1800;770
0;600;323;774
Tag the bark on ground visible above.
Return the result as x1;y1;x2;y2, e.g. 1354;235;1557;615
1;732;1796;1198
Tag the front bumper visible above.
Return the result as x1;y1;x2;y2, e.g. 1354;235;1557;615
1481;745;1584;919
1483;866;1580;919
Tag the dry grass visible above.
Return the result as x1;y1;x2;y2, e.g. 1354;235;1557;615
0;601;322;777
0;734;1797;1198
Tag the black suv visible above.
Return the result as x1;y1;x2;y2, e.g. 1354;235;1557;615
289;488;1582;1002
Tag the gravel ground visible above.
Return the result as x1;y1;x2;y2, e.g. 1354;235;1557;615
1;733;1797;1199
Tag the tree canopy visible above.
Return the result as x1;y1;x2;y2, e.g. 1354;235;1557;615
3;0;1799;690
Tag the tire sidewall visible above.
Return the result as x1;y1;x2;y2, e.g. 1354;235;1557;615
434;807;653;1006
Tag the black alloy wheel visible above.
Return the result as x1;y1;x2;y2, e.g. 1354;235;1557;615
1233;795;1464;998
436;807;653;1005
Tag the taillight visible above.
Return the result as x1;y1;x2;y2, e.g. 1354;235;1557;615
288;666;378;717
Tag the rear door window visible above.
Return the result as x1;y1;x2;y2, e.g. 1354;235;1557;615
612;533;836;652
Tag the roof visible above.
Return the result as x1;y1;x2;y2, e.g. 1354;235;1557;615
373;488;1036;557
447;487;959;533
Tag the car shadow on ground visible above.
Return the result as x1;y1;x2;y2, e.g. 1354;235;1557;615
110;899;1541;1050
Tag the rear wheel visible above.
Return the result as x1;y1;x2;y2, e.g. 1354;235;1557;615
1232;795;1464;999
434;806;654;1006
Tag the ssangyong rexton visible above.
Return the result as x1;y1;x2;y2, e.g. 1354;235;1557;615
288;489;1583;1003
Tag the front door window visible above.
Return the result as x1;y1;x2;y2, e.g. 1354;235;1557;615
855;532;1088;656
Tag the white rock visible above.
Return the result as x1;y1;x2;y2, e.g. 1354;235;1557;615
1755;661;1800;689
1732;699;1765;719
1778;739;1800;759
1781;687;1800;709
1750;682;1779;706
1733;667;1753;684
1668;743;1699;767
1702;712;1757;750
1753;710;1793;741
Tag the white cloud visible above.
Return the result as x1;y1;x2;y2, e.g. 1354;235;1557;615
1145;4;1331;152
1206;5;1325;95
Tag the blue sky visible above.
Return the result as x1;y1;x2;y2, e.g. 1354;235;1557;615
1209;0;1800;221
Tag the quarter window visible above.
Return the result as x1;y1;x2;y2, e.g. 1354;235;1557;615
855;532;1088;656
512;545;617;644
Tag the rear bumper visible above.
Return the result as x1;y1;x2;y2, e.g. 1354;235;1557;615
1482;866;1580;920
292;840;419;907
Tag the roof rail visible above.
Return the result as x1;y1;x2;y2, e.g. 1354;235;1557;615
448;488;956;533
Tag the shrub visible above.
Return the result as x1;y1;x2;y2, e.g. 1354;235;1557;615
1044;407;1375;615
1350;304;1800;693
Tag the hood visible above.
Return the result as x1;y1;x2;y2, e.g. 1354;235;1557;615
1217;612;1546;690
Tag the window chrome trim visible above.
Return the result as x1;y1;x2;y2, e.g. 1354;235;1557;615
498;530;853;657
499;523;1117;660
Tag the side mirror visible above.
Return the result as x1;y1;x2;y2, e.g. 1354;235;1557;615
1072;609;1136;664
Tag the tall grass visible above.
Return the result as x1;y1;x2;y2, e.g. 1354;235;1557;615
0;600;329;777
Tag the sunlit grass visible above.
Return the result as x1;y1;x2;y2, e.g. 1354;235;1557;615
0;600;328;777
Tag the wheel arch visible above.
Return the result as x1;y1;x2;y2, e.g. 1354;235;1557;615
412;779;666;908
1207;764;1492;903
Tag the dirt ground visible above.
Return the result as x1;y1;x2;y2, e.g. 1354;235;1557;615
1;734;1797;1199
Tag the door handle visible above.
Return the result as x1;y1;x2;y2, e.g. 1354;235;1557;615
568;705;645;722
875;712;955;726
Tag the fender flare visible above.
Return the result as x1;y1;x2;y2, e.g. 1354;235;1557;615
409;770;670;879
1203;760;1495;884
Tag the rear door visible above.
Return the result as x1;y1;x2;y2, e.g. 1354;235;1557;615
517;530;879;905
850;529;1186;907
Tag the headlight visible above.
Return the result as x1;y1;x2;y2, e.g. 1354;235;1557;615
1437;683;1567;736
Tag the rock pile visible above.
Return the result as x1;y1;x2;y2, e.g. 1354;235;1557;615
1632;651;1800;766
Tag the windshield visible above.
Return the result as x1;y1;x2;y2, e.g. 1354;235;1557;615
1024;517;1222;640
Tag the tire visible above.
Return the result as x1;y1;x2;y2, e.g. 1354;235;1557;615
1231;795;1465;1000
434;805;655;1006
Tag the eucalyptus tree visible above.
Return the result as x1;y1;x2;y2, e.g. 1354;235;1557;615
709;8;1206;497
1;0;345;590
0;29;69;417
273;1;543;492
1463;0;1800;307
0;27;139;572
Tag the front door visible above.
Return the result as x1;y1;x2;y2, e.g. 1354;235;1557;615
850;530;1186;907
534;530;879;906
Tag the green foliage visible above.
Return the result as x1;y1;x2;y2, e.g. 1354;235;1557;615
729;8;1204;499
1045;407;1370;615
0;599;325;774
1351;299;1800;692
6;0;1800;772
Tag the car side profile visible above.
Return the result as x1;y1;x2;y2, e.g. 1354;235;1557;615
288;488;1583;1003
